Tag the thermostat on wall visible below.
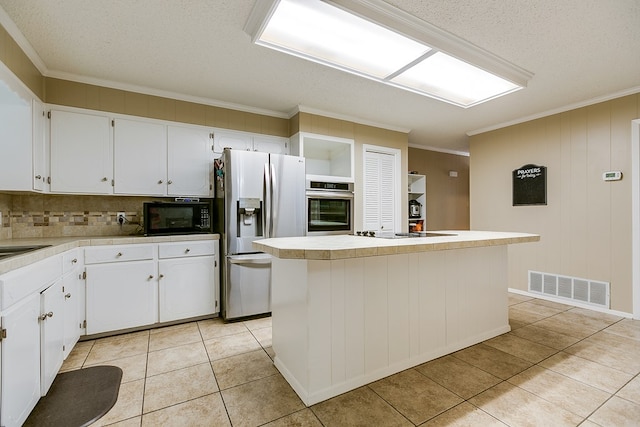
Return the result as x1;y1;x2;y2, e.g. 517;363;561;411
602;171;623;181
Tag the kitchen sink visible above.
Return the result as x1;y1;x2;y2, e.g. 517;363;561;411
0;245;52;259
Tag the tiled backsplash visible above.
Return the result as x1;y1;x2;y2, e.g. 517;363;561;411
0;193;168;239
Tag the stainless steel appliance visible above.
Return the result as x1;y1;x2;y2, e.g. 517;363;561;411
409;199;422;218
305;180;354;235
143;201;213;235
216;148;305;320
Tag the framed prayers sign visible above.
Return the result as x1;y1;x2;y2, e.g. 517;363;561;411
513;164;546;206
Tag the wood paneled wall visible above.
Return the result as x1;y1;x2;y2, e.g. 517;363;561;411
470;94;640;313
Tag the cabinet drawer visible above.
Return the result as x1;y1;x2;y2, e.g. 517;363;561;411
62;249;82;274
84;244;155;264
0;255;62;310
158;241;216;259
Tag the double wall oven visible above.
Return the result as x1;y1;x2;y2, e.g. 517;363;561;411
306;180;354;235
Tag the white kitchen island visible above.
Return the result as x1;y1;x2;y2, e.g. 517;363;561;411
253;231;539;406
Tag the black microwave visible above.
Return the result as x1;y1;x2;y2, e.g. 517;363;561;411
143;201;213;235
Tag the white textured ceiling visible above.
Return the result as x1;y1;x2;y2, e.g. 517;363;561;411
1;0;639;153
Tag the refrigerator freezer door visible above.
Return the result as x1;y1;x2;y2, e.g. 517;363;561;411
224;254;271;320
268;153;306;238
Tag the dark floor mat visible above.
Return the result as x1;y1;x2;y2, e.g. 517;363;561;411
24;365;123;427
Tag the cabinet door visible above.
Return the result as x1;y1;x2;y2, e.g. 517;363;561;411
158;256;216;322
213;130;252;153
40;280;65;395
363;150;396;232
62;270;81;359
167;125;213;196
85;261;157;335
113;118;167;195
50;110;112;194
32;99;48;192
0;79;32;192
0;293;41;427
253;135;289;155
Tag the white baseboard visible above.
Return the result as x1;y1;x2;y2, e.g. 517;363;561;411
508;288;633;319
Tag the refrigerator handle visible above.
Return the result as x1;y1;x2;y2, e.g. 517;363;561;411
270;163;277;237
264;163;272;238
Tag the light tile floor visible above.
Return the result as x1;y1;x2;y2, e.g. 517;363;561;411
57;293;640;426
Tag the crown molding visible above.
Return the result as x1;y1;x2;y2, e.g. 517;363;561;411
408;143;469;157
291;104;411;134
468;86;640;136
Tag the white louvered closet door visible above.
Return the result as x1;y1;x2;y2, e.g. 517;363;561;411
364;150;396;232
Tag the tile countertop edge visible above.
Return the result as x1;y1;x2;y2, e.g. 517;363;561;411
252;231;540;260
0;234;220;275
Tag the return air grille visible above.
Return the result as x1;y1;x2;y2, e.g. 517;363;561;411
528;270;610;308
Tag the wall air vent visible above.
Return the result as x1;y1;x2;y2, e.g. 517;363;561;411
528;270;609;308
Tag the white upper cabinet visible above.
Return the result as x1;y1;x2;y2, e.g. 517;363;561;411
113;118;167;195
213;129;289;155
213;130;252;152
113;119;212;197
290;132;354;182
0;71;34;192
49;107;214;197
167;125;214;197
50;109;113;194
252;134;289;155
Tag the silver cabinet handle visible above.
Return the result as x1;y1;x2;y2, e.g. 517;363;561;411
185;248;190;253
148;275;154;280
65;293;71;299
101;177;108;182
158;180;163;184
167;180;173;184
71;258;78;264
39;311;54;321
116;252;123;257
35;174;42;179
159;274;164;279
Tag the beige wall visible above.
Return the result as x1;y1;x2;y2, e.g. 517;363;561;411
45;78;290;137
0;24;44;99
470;94;640;313
408;148;470;230
296;112;409;232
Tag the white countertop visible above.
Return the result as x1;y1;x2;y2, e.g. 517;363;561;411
253;230;539;260
0;234;220;275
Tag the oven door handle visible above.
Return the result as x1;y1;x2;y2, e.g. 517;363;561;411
305;190;354;199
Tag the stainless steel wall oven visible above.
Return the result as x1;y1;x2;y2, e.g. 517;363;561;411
305;180;354;235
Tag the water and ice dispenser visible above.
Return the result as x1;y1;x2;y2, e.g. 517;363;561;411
237;198;263;238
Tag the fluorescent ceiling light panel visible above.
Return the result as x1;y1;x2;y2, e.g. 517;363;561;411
390;52;521;106
246;0;530;107
257;0;430;79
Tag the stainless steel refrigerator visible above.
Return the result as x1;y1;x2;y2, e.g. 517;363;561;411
215;148;305;320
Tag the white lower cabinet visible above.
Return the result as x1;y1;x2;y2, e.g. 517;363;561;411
158;241;219;322
40;279;65;395
84;240;219;335
0;253;71;427
0;293;41;427
85;260;157;335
